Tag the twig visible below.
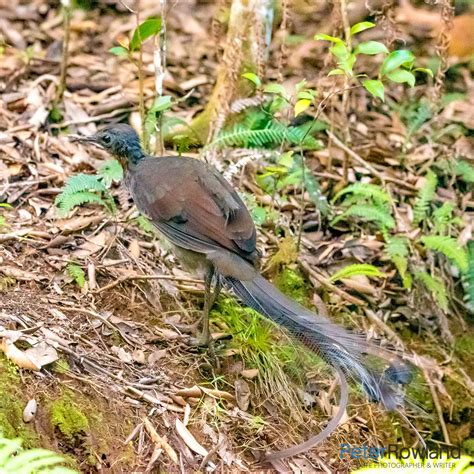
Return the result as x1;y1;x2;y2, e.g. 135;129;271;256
421;367;450;445
326;130;385;182
57;0;71;101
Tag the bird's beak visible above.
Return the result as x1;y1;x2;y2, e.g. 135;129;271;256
69;135;101;146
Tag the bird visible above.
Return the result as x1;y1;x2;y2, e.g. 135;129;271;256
73;123;412;460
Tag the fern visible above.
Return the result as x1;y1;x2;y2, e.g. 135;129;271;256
414;270;449;311
98;159;123;187
384;235;411;288
211;125;286;149
413;169;437;225
432;202;460;235
464;240;474;312
455;160;474;183
58;173;107;196
332;183;391;205
330;264;386;282
66;263;85;288
332;203;395;229
0;436;77;473
56;192;113;215
286;125;322;149
421;235;468;272
55;173;115;216
211;120;321;150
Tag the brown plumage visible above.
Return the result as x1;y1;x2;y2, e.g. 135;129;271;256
73;124;414;461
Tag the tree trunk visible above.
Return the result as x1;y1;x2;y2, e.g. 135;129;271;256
188;0;274;145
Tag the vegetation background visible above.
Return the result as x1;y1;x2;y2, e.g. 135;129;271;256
0;0;473;472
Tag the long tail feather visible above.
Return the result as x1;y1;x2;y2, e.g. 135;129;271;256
223;272;410;458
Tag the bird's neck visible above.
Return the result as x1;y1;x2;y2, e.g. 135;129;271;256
117;142;146;166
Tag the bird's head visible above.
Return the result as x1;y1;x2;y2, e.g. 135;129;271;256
71;124;145;167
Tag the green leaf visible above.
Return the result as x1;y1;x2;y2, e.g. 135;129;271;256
330;42;349;61
251;206;267;226
350;21;376;35
314;33;343;43
381;50;415;76
386;69;416;87
130;17;162;51
363;79;385;101
294;99;311;117
413;67;434;78
109;46;129;57
330;263;386;282
296;90;316;100
263;83;287;97
354;41;388;55
242;72;261;87
328;68;345;76
148;95;173;113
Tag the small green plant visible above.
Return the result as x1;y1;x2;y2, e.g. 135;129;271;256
0;203;12;230
413;170;437;225
330;263;386;282
55;160;122;215
331;176;469;312
331;182;394;229
315;21;433;101
66;263;85;288
0;435;77;473
465;241;474;313
256;151;328;215
109;16;175;150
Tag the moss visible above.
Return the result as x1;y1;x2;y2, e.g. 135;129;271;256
274;267;310;305
50;393;89;440
53;359;70;374
462;439;474;455
0;356;39;447
454;335;474;359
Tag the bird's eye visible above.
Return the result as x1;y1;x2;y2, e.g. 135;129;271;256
102;134;111;144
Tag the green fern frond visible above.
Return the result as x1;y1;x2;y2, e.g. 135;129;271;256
0;436;77;473
56;192;111;215
455;160;474;183
432;202;460;235
385;235;409;258
211;120;321;150
332;203;395;229
332;183;391;205
384;235;411;287
414;270;448;311
464;241;474;312
413;169;437;225
420;235;468;272
57;174;107;197
242;108;272;130
286;125;322;149
66;263;85;288
330;264;386;282
98;159;123;187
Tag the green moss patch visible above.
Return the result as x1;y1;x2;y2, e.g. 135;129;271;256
0;356;39;447
50;394;89;441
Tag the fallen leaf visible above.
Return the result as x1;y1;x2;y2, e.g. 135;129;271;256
175;418;208;457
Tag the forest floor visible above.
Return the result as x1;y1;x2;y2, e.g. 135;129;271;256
0;1;473;473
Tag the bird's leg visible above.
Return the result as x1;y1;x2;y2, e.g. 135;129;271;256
197;267;216;346
188;267;221;347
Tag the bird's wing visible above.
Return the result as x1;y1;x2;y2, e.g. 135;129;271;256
130;157;257;262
